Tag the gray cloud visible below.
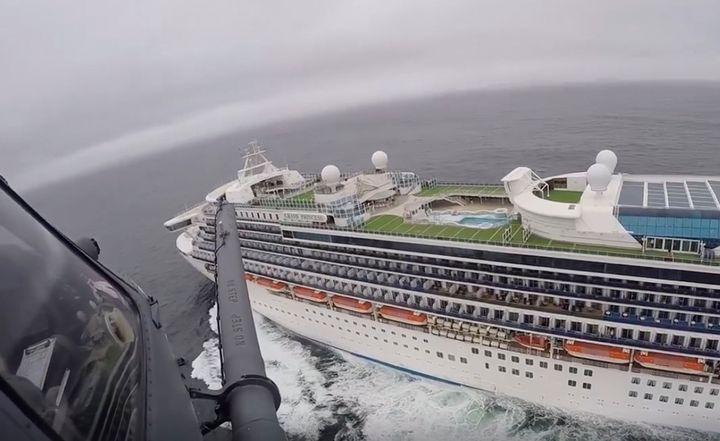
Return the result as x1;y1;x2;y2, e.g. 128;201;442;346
2;0;720;189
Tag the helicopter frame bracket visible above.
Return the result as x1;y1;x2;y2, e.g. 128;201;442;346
188;374;281;435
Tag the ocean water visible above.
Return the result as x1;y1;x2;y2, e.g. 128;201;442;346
20;83;720;440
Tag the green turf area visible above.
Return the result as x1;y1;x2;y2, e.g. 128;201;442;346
417;184;507;198
545;190;583;203
364;214;522;242
289;190;314;202
361;214;714;265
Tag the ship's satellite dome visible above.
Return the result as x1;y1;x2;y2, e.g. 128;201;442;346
595;149;618;174
587;163;612;192
321;164;341;185
371;150;388;170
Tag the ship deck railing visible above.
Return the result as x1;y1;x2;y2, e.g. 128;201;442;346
281;215;718;267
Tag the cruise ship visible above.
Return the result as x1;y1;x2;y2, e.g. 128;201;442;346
165;142;720;432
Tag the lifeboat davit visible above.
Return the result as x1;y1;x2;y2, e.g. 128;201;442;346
514;334;548;351
256;277;288;292
564;340;631;364
378;306;427;326
332;295;372;314
634;351;705;375
292;286;327;302
244;273;255;282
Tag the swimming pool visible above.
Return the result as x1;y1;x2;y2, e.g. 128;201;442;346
430;210;508;229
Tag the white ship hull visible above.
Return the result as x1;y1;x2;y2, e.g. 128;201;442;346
191;257;718;433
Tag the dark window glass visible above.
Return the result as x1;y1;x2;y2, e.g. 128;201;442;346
0;190;143;441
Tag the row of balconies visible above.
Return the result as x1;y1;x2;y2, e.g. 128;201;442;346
232;236;720;322
240;257;720;359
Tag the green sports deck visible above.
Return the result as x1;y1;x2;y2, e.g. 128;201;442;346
362;214;710;265
416;184;507;198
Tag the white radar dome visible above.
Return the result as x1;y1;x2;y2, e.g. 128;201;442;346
587;163;612;192
321;164;341;186
595;149;618;174
371;150;388;170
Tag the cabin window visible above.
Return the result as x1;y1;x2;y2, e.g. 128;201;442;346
485;363;490;369
526;372;533;379
512;369;520;376
711;389;719;396
584;369;593;377
631;377;640;384
525;359;533;366
498;354;506;361
540;361;548;369
582;383;591;390
511;356;519;363
499;366;506;373
448;354;456;361
569;367;577;374
647;380;656;387
690;400;699;407
644;393;653;400
706;402;715;409
568;380;577;387
679;384;688;392
629;391;638;398
675;398;684;405
471;347;479;355
554;364;562;372
663;382;672;389
436;352;443;358
484;350;491;357
695;387;704;394
460;357;467;364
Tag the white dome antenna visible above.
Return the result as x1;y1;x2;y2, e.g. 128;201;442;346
595;149;618;174
587;163;612;192
371;150;388;171
321;164;341;191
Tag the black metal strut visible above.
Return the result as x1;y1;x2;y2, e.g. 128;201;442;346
193;197;286;441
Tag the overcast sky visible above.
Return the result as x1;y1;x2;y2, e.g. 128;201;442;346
3;0;720;189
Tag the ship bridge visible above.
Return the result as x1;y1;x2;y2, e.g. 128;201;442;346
616;176;720;249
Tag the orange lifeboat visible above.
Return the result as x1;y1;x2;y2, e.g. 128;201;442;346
514;334;548;351
378;306;427;326
564;340;631;364
332;295;372;314
244;273;255;282
256;277;288;292
292;286;327;303
634;351;705;375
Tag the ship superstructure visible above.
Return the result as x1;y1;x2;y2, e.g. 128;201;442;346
166;142;720;432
